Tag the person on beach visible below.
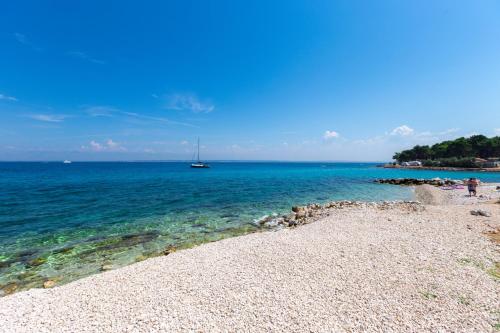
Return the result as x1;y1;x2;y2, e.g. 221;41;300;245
466;178;479;197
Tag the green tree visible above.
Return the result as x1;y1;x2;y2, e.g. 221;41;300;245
393;135;500;165
468;135;489;157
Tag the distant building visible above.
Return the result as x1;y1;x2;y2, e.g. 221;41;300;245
483;158;500;168
473;158;487;166
401;161;422;167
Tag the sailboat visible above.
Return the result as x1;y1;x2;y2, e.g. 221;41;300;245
190;138;210;168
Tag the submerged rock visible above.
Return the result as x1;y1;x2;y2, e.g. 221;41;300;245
51;246;75;255
255;215;275;226
263;218;281;228
135;255;148;262
43;280;56;288
1;282;18;295
27;257;47;267
100;264;114;271
0;259;15;269
94;231;161;252
163;245;177;256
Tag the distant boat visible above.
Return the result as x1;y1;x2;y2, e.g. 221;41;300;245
191;138;209;168
63;160;72;164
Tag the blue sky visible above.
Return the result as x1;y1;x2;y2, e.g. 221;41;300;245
1;0;500;161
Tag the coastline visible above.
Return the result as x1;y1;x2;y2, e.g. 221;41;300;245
1;161;422;295
0;184;499;331
381;165;500;172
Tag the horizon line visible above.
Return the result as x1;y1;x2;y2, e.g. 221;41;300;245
0;159;390;163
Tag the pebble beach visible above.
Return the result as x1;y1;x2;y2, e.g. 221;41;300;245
0;184;499;332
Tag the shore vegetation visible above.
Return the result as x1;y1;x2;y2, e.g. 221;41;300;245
393;135;500;168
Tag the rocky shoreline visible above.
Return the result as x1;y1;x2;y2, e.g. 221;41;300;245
256;200;424;228
375;177;462;186
1;178;494;297
381;165;500;172
0;184;499;332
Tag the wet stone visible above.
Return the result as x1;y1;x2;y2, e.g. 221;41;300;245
12;250;38;265
1;282;18;295
95;231;161;251
220;213;238;218
27;257;47;267
0;259;15;269
101;264;114;271
43;280;56;288
163;245;177;256
51;246;75;255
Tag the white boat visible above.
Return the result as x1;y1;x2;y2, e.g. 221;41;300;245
190;138;209;168
63;160;72;164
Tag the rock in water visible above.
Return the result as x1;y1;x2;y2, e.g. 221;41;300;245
43;280;56;288
163;245;177;256
28;257;47;267
100;264;114;271
374;178;459;186
1;283;18;295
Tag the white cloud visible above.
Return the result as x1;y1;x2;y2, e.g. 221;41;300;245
390;125;414;136
180;140;189;145
13;33;42;51
29;114;67;122
122;111;196;127
323;130;340;140
67;51;105;64
14;33;28;44
89;140;104;151
439;128;460;135
494;128;500;135
353;126;463;150
106;139;118;148
84;106;196;127
0;93;17;101
83;139;125;152
85;106;118;117
165;94;214;113
352;135;386;146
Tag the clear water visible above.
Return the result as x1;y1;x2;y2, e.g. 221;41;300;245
1;162;500;292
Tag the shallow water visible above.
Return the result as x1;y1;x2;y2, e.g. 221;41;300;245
1;162;499;292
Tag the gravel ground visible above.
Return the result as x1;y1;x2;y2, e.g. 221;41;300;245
0;187;499;332
415;183;500;206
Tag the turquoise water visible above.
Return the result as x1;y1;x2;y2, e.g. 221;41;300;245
1;162;500;292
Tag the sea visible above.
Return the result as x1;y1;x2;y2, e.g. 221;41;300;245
1;161;500;293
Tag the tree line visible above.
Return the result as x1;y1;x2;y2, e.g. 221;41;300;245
393;135;500;166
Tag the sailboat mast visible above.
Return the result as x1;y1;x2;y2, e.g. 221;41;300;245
197;137;200;162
